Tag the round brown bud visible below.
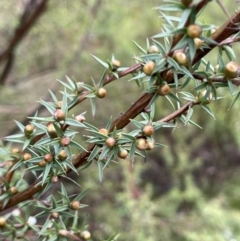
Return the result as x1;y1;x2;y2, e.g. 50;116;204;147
157;84;171;96
24;124;34;137
99;128;109;136
105;137;116;148
23;153;32;161
44;153;53;163
111;59;121;71
146;140;155;150
56;101;62;109
173;51;188;65
80;230;91;240
194;38;202;49
59;229;68;237
10;186;18;195
224;61;239;78
69;200;81;210
47;123;58;138
58;150;67;161
51;212;59;219
187;24;202;38
51;176;59;183
214;64;219;74
143;125;154;136
135;138;148;151
12;148;20;154
143;61;156;75
0;217;6;227
197;89;213;105
54;109;65;122
117;148;128;159
61;136;70;147
96;87;107;98
147;45;159;54
38;160;47;167
181;0;193;7
75;114;85;123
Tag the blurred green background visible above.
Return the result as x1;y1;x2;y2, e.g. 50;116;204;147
1;0;240;240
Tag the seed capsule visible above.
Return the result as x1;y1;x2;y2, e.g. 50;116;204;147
224;61;239;78
47;123;58;138
10;186;18;195
23;153;32;161
69;200;81;210
99;128;109;136
173;51;188;66
24;124;34;137
147;45;159;54
117;148;128;159
58;150;67;161
80;230;91;240
111;59;121;71
143;61;156;75
143;125;154;136
54;109;65;122
135;138;148;151
157;84;171;96
187;24;202;38
61;136;70;147
105;137;116;148
96;88;107;98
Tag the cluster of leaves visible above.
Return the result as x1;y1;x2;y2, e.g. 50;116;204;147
0;0;240;240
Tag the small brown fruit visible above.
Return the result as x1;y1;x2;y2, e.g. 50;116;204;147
99;128;109;136
75;114;85;123
58;150;67;161
105;137;116;148
24;124;34;137
187;24;202;38
12;148;20;154
96;87;107;98
143;61;156;75
214;64;219;74
69;200;81;210
44;153;53;163
23;153;32;161
194;38;202;49
0;217;6;227
224;61;239;78
47;123;58;138
197;89;213;104
173;51;188;65
147;45;159;54
38;160;47;167
146;140;155;150
80;230;91;240
10;186;18;195
181;0;193;7
135;138;148;151
51;212;59;219
117;148;128;159
61;136;70;147
51;176;59;183
157;84;171;96
56;101;62;109
54;109;65;122
143;125;154;136
59;229;68;237
111;59;121;71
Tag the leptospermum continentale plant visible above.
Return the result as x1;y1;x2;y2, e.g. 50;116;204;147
1;0;240;240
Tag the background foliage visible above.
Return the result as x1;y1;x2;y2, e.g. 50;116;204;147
0;0;240;240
